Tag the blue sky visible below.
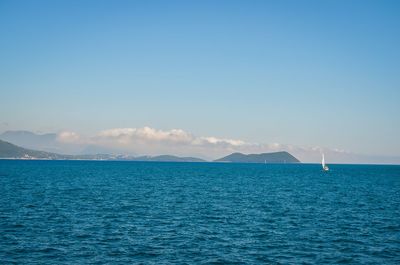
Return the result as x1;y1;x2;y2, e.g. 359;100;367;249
0;0;399;160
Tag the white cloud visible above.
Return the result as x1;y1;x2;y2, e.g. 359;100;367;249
195;137;246;147
49;126;400;164
56;131;81;143
97;127;193;144
59;127;322;161
90;126;249;158
88;126;345;161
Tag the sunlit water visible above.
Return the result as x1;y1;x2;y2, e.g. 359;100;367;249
1;160;399;264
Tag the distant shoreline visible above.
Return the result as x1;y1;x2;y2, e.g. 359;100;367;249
1;158;400;166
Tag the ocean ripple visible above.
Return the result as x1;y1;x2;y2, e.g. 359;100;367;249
0;160;399;264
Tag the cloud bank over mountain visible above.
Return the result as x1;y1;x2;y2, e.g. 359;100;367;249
2;127;399;164
56;127;250;159
54;126;398;164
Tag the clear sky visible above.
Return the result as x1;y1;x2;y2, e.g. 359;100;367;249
1;0;399;159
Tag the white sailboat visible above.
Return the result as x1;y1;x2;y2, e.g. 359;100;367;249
322;153;329;171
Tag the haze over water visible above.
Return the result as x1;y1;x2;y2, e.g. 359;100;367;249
1;160;399;264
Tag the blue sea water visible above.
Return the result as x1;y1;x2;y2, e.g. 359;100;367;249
0;160;399;264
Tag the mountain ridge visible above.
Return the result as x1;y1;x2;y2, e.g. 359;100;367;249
0;139;300;163
214;151;300;163
0;139;205;162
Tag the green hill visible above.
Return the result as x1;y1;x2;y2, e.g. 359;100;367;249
214;151;300;163
1;139;298;163
0;139;68;159
0;139;205;162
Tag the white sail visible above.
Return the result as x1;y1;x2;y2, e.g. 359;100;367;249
322;153;329;171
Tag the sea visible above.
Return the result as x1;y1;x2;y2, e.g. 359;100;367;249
0;160;399;264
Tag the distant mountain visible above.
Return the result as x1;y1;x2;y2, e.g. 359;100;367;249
0;130;58;151
133;155;205;162
0;139;205;162
0;130;122;155
0;139;70;159
1;138;298;163
79;144;129;156
214;151;300;163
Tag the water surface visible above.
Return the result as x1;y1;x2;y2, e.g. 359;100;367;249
0;160;399;264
